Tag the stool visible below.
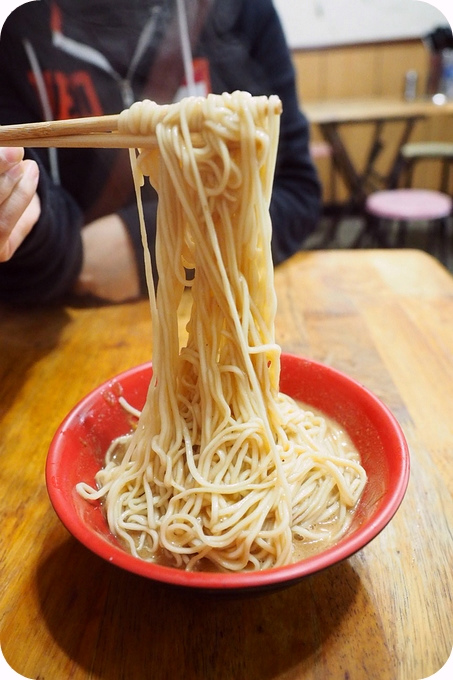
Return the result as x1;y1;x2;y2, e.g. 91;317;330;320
400;142;453;194
362;189;452;263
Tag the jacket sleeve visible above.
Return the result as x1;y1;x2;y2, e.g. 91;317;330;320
0;9;85;306
0;148;85;306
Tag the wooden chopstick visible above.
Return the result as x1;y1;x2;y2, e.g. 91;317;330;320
0;114;159;149
0;114;120;138
0;133;159;149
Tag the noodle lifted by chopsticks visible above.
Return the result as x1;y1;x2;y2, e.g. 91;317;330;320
77;91;366;571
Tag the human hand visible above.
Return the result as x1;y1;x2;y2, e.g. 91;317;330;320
0;147;40;261
73;213;140;302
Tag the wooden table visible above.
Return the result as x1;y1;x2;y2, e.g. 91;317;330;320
1;249;452;680
305;96;453;204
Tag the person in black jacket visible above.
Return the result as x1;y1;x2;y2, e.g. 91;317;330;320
0;0;321;305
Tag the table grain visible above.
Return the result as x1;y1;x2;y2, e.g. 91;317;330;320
1;249;452;680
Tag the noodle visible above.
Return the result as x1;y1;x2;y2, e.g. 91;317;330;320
76;91;367;572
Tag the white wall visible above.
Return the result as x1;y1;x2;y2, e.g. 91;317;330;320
273;0;451;49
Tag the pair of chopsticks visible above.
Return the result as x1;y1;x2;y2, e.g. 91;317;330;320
0;96;283;150
0;114;157;149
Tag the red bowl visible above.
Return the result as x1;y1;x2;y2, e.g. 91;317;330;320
46;354;410;593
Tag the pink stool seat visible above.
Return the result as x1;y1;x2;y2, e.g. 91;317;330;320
366;189;452;221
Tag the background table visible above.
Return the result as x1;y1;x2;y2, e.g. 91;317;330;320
305;97;453;204
1;249;452;679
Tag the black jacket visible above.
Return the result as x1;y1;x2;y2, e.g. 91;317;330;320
0;0;321;304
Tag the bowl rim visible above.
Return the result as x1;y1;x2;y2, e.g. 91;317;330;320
46;354;410;590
